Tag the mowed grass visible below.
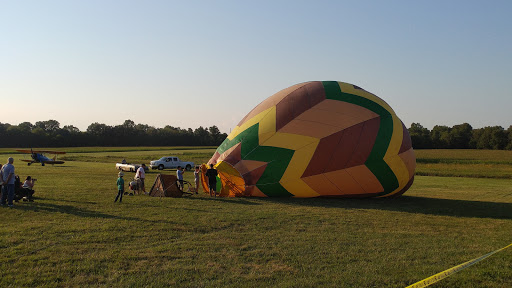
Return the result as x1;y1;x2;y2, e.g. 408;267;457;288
415;149;512;178
0;148;511;287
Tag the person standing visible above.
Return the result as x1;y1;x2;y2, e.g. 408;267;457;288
176;166;184;191
0;164;3;195
115;172;125;203
1;157;16;207
135;164;146;194
193;166;200;194
205;164;218;197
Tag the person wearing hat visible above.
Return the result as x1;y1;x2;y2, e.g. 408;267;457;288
115;171;125;203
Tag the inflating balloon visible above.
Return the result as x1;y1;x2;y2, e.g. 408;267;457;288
203;81;415;198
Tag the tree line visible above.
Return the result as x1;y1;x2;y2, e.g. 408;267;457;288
409;123;512;149
0;120;228;148
2;119;511;150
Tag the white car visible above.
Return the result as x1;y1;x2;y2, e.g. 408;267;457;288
115;163;149;172
149;156;194;171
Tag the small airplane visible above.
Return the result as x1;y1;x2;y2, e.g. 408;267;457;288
16;149;66;166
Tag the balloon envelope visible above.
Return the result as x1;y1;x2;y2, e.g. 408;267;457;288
204;81;415;198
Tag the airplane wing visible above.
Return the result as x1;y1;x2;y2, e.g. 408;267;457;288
16;149;66;154
34;150;66;154
20;159;36;163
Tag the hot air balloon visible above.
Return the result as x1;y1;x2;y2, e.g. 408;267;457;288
202;81;415;198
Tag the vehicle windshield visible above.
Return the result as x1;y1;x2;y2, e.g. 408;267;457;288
159;157;166;161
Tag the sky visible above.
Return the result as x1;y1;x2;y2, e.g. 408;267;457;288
1;0;511;133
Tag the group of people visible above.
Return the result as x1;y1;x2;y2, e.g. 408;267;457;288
178;164;217;197
189;164;218;197
114;163;146;203
2;155;220;206
1;157;37;207
114;163;219;202
163;163;219;197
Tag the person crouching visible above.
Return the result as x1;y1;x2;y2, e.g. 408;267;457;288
22;176;36;202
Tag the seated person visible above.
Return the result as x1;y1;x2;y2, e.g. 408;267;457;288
22;176;36;201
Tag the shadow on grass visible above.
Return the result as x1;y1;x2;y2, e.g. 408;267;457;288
15;202;175;224
258;196;512;220
48;165;74;168
46;198;98;205
118;201;209;212
186;196;262;205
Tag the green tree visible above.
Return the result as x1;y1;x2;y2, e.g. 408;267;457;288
35;120;60;132
408;123;431;149
431;125;451;148
507;126;512;150
63;125;80;133
472;126;507;150
18;122;34;132
194;126;211;145
122;119;136;129
489;126;507;150
208;126;223;145
449;123;473;148
87;122;110;136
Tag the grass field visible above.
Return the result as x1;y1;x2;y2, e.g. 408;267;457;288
415;149;512;179
1;149;511;287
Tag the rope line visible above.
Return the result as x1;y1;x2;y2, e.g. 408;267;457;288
406;242;512;288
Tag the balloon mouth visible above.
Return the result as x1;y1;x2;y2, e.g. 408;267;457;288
214;161;247;197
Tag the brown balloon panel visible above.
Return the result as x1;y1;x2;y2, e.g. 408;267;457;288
203;81;416;198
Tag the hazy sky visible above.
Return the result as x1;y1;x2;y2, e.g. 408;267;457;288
1;0;511;133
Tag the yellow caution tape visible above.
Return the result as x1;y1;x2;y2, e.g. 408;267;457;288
406;242;512;288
